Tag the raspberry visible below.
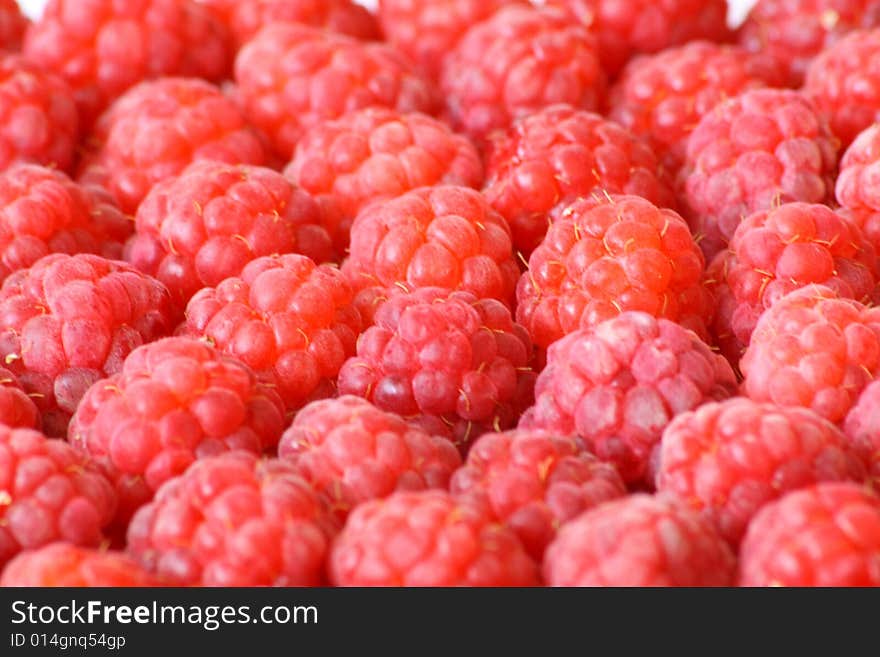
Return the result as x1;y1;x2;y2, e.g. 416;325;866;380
657;397;868;546
805;28;880;147
183;254;362;414
835;123;880;254
0;164;131;283
342;185;520;325
440;6;605;144
707;203;878;365
0;0;27;52
543;494;736;586
607;42;781;176
739;482;880;586
483;105;674;256
0;543;158;586
125;160;332;311
23;0;230;129
738;0;880;87
127;451;335;586
681;89;838;260
68;336;286;523
740;285;880;423
0;55;78;172
842;379;880;479
522;312;736;485
0;367;39;430
279;395;461;518
0;426;116;568
516;195;712;351
284;107;483;253
450;429;626;559
329;490;539;586
0;254;175;437
337;287;534;451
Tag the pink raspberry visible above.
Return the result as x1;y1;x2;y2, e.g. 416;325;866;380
1;543;158;586
450;429;626;559
338;287;535;451
0;0;27;52
522;312;737;485
842;379;880;479
543;494;736;586
0;366;39;430
835;123;880;254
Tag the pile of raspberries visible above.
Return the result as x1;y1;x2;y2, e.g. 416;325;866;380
3;0;880;589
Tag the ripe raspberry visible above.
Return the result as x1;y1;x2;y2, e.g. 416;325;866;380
657;397;867;545
516;195;712;351
183;254;362;414
69;336;286;523
707;203;878;365
0;0;27;52
842;379;880;479
0;367;38;430
0;543;158;586
739;482;880;586
681;89;838;259
0;55;78;172
741;285;880;423
23;0;230;128
483;105;674;257
607;42;781;176
0;254;175;436
543;494;736;586
285;107;483;253
342;185;519;325
337;287;534;451
440;6;605;144
125;160;332;311
0;426;116;568
0;164;131;283
127;451;335;586
330;490;539;586
835;123;880;253
279;396;461;518
450;429;626;559
522;312;736;485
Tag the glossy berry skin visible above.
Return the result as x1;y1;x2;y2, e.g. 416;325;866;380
183;254;362;415
440;6;605;144
0;55;78;172
0;366;39;430
329;490;540;586
657;397;868;546
0;254;175;437
522;312;736;485
279;396;461;519
285;107;483;254
835;123;880;254
842;379;880;479
0;164;131;282
483;105;674;257
516;195;711;350
707;203;878;364
0;426;116;568
337;287;534;451
0;0;27;52
125;160;332;311
740;285;880;423
342;185;520;325
0;543;158;586
450;429;626;559
234;23;437;161
77;77;266;215
127;451;335;587
543;494;736;586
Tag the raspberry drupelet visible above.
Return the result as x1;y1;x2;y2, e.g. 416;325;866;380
0;0;27;52
835;123;880;254
329;489;540;586
842;379;880;479
127;451;336;586
0;543;158;586
450;429;626;559
0;366;39;429
234;23;438;161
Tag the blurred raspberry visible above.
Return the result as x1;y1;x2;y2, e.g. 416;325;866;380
285;107;483;253
835;123;880;254
1;543;158;586
183;254;362;414
450;429;626;559
329;489;539;586
0;366;38;429
842;379;880;479
0;0;27;52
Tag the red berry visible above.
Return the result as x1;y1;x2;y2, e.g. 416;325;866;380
657;397;867;546
0;0;27;52
183;254;362;414
329;489;539;586
0;366;39;430
842;379;880;479
835;122;880;254
483;105;674;257
450;429;626;559
543;494;736;586
127;451;335;586
0;543;158;586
